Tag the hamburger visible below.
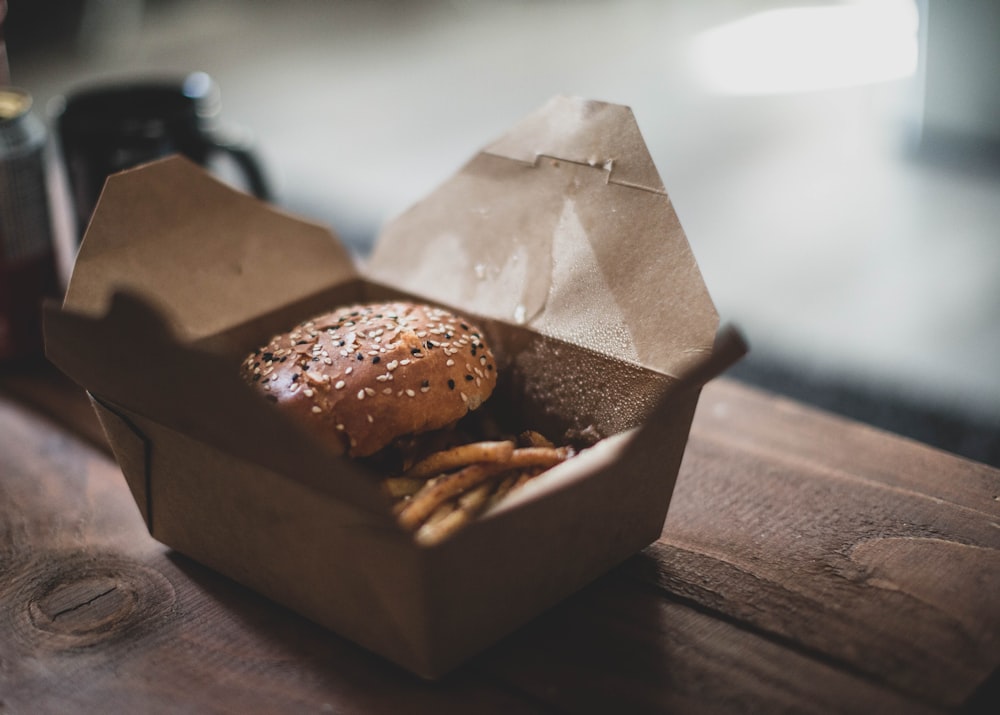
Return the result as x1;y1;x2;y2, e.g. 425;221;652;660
242;300;572;544
241;301;499;457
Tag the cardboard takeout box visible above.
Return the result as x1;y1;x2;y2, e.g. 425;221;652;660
45;96;741;678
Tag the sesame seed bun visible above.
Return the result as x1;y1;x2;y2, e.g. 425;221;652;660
242;301;498;457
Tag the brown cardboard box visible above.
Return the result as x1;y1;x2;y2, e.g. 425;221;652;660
44;96;743;678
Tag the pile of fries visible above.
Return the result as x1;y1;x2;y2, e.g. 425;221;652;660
381;431;574;546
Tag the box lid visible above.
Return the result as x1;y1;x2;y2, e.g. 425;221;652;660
62;155;358;342
368;95;718;378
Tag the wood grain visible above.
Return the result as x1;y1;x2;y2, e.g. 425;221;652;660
654;381;1000;709
1;370;997;713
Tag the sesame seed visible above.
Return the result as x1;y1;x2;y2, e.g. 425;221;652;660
420;386;430;393
357;390;366;400
386;360;399;371
446;359;455;367
311;406;322;413
405;389;416;397
334;380;346;390
345;367;353;375
364;387;376;396
382;387;392;394
460;392;468;403
400;359;410;366
448;379;455;390
303;388;315;397
367;414;374;423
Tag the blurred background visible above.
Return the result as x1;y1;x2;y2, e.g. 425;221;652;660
6;0;999;465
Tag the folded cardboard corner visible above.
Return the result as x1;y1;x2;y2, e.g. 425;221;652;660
44;95;743;678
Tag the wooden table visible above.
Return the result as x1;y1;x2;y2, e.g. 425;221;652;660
1;362;998;714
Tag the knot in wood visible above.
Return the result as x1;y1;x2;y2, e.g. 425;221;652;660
11;551;176;652
30;574;134;636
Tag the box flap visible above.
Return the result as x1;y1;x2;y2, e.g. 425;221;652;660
367;96;718;379
483;94;665;193
45;292;393;518
63;155;359;342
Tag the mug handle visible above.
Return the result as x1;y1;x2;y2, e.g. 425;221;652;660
205;130;272;201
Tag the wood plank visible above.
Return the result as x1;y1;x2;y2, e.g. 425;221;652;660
0;383;966;713
631;381;1000;710
0;395;552;715
694;379;1000;514
474;575;945;715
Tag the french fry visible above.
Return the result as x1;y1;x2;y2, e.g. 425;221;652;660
486;474;518;509
386;429;575;541
398;461;511;531
459;482;492;511
415;482;493;546
403;440;515;479
382;476;426;499
424;501;457;527
505;446;573;470
415;507;467;546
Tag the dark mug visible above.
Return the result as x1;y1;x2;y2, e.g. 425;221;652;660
53;71;271;241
